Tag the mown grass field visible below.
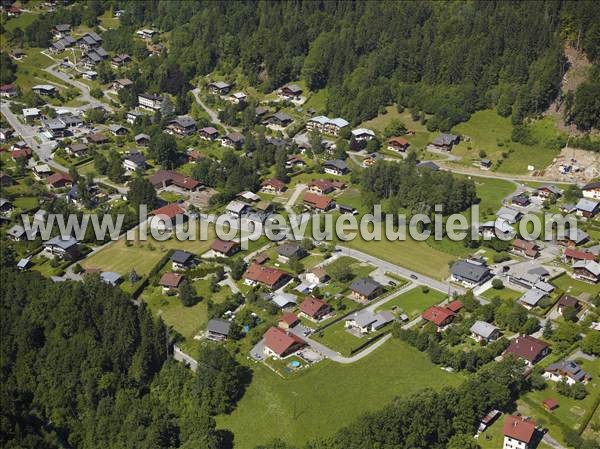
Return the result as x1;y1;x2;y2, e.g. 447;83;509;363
376;287;446;318
217;339;462;449
481;286;522;302
552;273;600;297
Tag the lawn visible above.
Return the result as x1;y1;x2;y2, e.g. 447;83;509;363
217;339;462;449
2;11;37;33
470;176;517;219
376;287;446;318
12;196;38;210
552;273;600;298
481;287;522;302
311;320;365;356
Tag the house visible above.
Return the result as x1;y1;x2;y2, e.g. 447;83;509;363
306;266;329;284
303;192;334;212
512;239;540;259
211;239;241;257
32;84;57;96
166;116;197;136
11;145;32;161
65;142;88;157
77;32;102;49
573;260;600;283
132;133;149;146
187;150;205;163
122;151;146;172
299;296;331;321
431;133;460;151
263;327;306;358
10;48;26;60
582;181;600;200
82;70;97;80
502;416;536;449
450;259;491;287
556;295;580;315
306;116;349;136
271;292;297;309
563;248;596;264
149;170;202;191
32;163;52;179
542;398;559;411
362;152;384;167
136;28;158;39
267;111;293;128
87;132;108;145
278;84;303;99
345;310;394;334
351;128;375;141
470;320;500;342
286;155;305;169
308;179;338;195
6;225;35;241
171;250;196;271
497;206;523;224
509;266;550;289
422;306;455;328
255;106;268;118
518;288;547;309
220;132;244;149
113;78;133;91
536;184;562;199
243;263;290;290
22;108;40;122
229;92;247;104
323;159;348;176
41;118;67;138
277;243;307;263
17;257;31;270
138;92;163;111
261;178;286;194
206;319;232;341
126;110;143;124
0;84;17;97
511;195;531;208
575;198;599;219
43;236;79;259
159;272;185;291
225;200;251;217
149;203;187;228
0;198;12;213
111;54;131;68
100;271;122;286
108;124;128;136
544;360;590;385
0;172;13;186
52;24;71;38
0;127;14;141
199;127;218;140
46;172;73;189
278;312;299;330
387;137;410;152
207;81;233;95
504;335;549;366
349;277;383;301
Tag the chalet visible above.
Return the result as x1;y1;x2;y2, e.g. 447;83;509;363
41;118;67;138
82;70;97;80
277;243;307;263
165;116;197;136
349;277;383;301
263;327;306;358
207;319;232;342
207;81;233;95
345;310;394;334
0;127;14;140
138;92;163;111
113;78;133;91
497;206;523;224
77;32;102;49
100;272;122;287
556;295;580;315
271;292;297;309
303;192;334;212
211;239;241;257
225;200;251;217
575;198;599;219
22;108;40;122
387;137;410;152
49;36;75;52
46;172;73;189
351;128;375;141
32;84;57;96
479;221;503;238
87;132;108;145
52;24;71;38
422;306;455;328
503;335;548;366
306;116;349;136
43;236;79;260
518;288;547;309
136;28;158;40
431;133;459;151
6;225;35;241
11;146;32;160
32;163;52;179
267;111;293;128
255;106;268;117
323;159;348;176
308;179;336;195
122;151;146;172
243;263;290;290
299;296;331;321
511;195;531;208
582;181;600;200
187;150;204;163
109;124;128;136
286;155;305;169
126;110;142;124
134;133;150;146
220;132;244;149
229;92;247;104
512;239;539;259
306;266;329;285
470;320;500;342
573;260;600;283
0;198;12;213
563;248;596;264
5;6;22;17
278;312;299;330
199;126;218;140
278;84;303;99
480;159;492;170
17;258;31;270
149;203;187;228
535;184;562;199
558;228;589;247
502;416;536;449
110;54;131;68
82;48;107;68
0;84;17;97
544;360;590;385
509;266;550;289
148;43;165;56
149;170;202;192
159;272;185;292
261;178;286;194
450;259;491;287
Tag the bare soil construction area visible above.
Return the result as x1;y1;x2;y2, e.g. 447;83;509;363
542;147;600;183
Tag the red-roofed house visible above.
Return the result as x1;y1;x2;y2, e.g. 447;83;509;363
243;263;290;290
263;326;306;358
261;178;286;194
0;84;18;98
446;300;463;313
149;203;186;229
11;147;32;160
211;238;240;257
502;415;536;449
299;297;331;321
278;312;299;330
421;306;455;328
542;398;559;411
563;248;596;263
387;137;410;152
512;239;540;259
303;192;334;212
308;179;336;195
46;172;73;189
503;335;549;366
159;272;185;292
149;170;202;192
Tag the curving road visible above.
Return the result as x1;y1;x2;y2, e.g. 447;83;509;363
191;87;233;133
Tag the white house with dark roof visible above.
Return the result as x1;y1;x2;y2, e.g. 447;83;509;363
470;321;500;342
575;198;599;219
450;260;491;287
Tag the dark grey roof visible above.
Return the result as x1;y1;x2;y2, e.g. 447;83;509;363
170;116;196;128
100;271;122;286
135;133;150;141
451;260;490;283
171;250;195;264
546;360;588;382
125;151;146;166
273;111;293;122
417;161;440;171
55;24;71;32
277;243;305;258
350;277;382;297
433;133;459;146
207;318;231;336
43;235;78;250
324;159;348;172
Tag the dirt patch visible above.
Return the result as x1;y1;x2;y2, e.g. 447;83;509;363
187;187;218;209
542;147;600;183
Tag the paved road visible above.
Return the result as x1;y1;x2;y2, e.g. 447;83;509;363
542;433;567;449
191;87;233;132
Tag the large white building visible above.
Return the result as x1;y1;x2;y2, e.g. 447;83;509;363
502;416;535;449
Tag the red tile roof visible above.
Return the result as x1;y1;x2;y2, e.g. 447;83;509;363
542;398;559;410
299;297;330;318
150;203;185;220
504;335;548;363
46;171;73;186
421;306;455;327
211;238;239;255
279;312;299;327
446;300;463;313
513;239;539;257
388;137;409;146
149;170;201;190
261;178;286;190
308;179;336;193
0;84;17;93
263;326;305;357
159;272;185;288
564;248;596;261
502;416;536;443
11;147;32;159
243;263;288;288
303;192;333;210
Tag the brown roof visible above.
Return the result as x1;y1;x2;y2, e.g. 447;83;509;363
264;326;305;356
279;312;299;326
299;296;330;318
159;272;185;288
303;192;333;210
211;238;239;255
309;266;328;280
564;248;595;261
309;179;336;193
11;147;32;159
88;132;108;143
504;335;548;363
252;252;269;264
149;170;201;190
261;178;286;190
542;398;559;410
557;295;578;309
150;203;185;220
243;263;288;288
388;137;409;146
502;416;536;443
46;171;73;186
421;306;455;327
446;300;463;312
